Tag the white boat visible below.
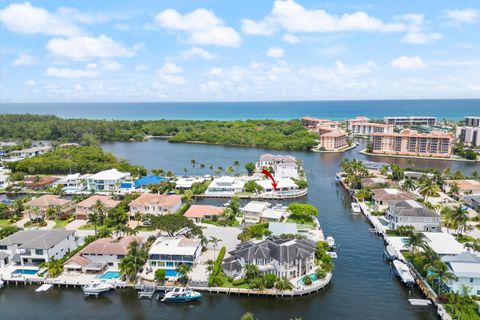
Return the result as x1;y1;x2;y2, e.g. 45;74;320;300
393;260;415;286
0;280;4;288
384;245;397;261
351;202;361;214
83;280;114;296
161;287;202;303
326;236;335;248
327;252;338;259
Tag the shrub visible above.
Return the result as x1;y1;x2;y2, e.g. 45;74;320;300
154;269;166;283
213;275;224;286
208;246;226;287
265;274;277;289
303;276;312;286
315;268;327;279
232;278;246;286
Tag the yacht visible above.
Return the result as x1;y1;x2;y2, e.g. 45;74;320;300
393;260;415;286
326;236;335;248
83;280;114;296
161;287;202;303
351;202;361;214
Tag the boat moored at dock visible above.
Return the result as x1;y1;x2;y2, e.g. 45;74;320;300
160;287;202;303
393;260;415;286
83;280;114;297
351;202;361;214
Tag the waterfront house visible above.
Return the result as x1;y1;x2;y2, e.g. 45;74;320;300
134;175;169;189
205;176;245;196
222;238;316;280
371;188;415;211
256;178;299;194
464;195;480;210
443;179;480;200
147;237;202;278
86;168;131;192
255;154;300;179
128;194;182;217
385;200;441;232
268;222;298;236
175;177;207;189
184;205;224;222
442;252;480;296
75;195;120;220
24;195;73;220
0;230;76;267
361;177;397;189
54;173;91;192
422;232;465;257
24;175;59;190
11;145;52;158
64;236;143;273
242;201;271;225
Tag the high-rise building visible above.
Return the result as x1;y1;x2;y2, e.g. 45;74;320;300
384;116;436;126
457;126;480;146
351;123;394;135
464;116;480;127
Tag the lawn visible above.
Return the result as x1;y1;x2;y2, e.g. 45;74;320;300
134;226;156;232
78;223;95;230
219;276;250;289
286;218;314;225
53;220;69;229
0;219;12;227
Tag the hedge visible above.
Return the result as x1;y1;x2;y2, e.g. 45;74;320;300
208;246;226;287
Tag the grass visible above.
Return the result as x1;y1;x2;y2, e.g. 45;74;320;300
134;226;156;231
219;276;250;289
0;219;12;227
24;221;47;228
234;192;253;197
78;223;95;230
53;220;69;229
286;218;314;225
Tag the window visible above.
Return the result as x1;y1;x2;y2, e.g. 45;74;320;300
35;249;43;255
470;278;473;283
0;245;7;250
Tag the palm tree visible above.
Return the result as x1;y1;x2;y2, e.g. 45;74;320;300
274;277;293;291
200;163;206;174
175;263;191;285
427;260;457;295
190;159;196;168
406;159;415;169
119;240;146;282
449;182;460;197
449;206;469;235
93;199;106;226
205;259;215;276
233;160;240;175
402;177;416;192
87;212;99;236
209;236;221;260
418;179;440;202
471;170;479;180
405;232;425;253
226;166;234;176
420;245;440;273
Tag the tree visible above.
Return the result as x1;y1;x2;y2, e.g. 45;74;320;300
449;206;469;235
244;162;256;175
119;240;146;282
175;263;191;285
209;236;222;261
244;264;260;281
390;164;404;181
427;260;457;295
233;160;240;174
191;159;196;168
355;188;372;202
93;199;106;226
205;259;215;276
87;212;99;236
0;226;22;239
228;197;241;216
449;182;460;196
40;257;63;278
418;179;440;202
154;269;166;283
226;166;234;175
402;177;416;192
151;214;201;237
240;313;255;320
405;232;425;253
274;277;293;291
244;180;264;193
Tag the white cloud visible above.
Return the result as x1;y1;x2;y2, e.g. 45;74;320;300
100;60;123;71
445;9;479;25
12;53;36;66
241;18;275;35
180;47;215;60
391;56;426;69
154;8;241;47
135;64;147;72
157;62;186;85
45;66;99;78
25;79;36;87
402;32;442;44
282;34;299;44
56;7;108;25
158;62;183;74
46;34;134;60
0;2;80;36
266;47;285;58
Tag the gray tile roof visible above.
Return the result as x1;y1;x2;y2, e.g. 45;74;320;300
389;200;439;218
0;230;75;249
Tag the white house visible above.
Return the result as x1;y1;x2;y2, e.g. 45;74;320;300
147;237;202;279
242;201;271;225
64;236;143;273
442;253;480;296
205;176;245;196
11;145;52;158
0;230;77;267
54;173;91;192
86;168;131;192
222;238;317;280
175;177;206;189
256;154;299;179
423;232;466;257
257;178;299;194
128;194;182;217
385;200;441;232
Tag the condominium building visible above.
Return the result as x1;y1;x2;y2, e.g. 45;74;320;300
457;126;480;146
317;128;348;151
345;116;370;130
384;116;436;126
301;116;341;129
351;123;394;136
464;116;480;127
371;129;453;157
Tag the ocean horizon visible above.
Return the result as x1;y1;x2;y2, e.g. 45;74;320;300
1;99;479;121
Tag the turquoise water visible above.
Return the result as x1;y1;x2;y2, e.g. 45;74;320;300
165;269;177;277
96;271;120;279
1;99;478;120
298;274;318;286
13;269;38;275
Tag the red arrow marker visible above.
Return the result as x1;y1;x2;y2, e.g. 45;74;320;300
261;169;278;190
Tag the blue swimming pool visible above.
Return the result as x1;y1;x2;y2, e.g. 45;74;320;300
97;271;120;279
165;269;177;277
297;273;318;286
13;269;38;275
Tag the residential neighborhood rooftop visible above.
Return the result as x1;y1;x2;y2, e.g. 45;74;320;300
0;230;75;249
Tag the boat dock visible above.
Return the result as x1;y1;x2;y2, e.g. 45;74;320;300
35;284;53;292
137;285;157;300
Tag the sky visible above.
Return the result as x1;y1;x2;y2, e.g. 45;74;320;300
1;0;480;102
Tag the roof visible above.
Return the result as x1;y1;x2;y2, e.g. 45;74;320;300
184;205;224;218
243;201;270;213
25;195;71;207
24;176;59;187
12;145;52;154
389;200;439;218
259;154;297;163
448;261;480;278
134;175;168;188
423;232;465;256
149;237;201;256
0;230;75;249
444;179;480;192
269;222;298;236
372;188;415;202
129;194;182;208
76;236;142;256
371;129;453;139
320;129;347;138
76;195;120;209
361;178;392;188
257;178;297;190
261;208;285;220
87;168;130;181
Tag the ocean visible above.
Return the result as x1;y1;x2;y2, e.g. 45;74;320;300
1;99;479;120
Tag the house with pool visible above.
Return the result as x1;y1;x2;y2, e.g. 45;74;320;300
147;237;202;279
64;236;143;275
222;238;316;280
23;195;73;220
75;195;120;220
0;230;76;268
442;252;480;296
86;168;131;193
205;176;246;196
128;194;182;217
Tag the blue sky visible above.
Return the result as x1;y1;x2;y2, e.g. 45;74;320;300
1;0;479;102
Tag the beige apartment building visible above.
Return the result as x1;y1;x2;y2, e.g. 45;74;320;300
301;116;341;129
345;116;370;130
318;129;348;151
351;123;394;136
371;129;454;157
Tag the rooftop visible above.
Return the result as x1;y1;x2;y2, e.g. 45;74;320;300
0;229;75;249
269;222;298;236
87;168;130;181
423;232;465;256
184;205;224;219
389;200;439;218
149;237;201;256
372;188;415;202
25;195;71;207
76;195;120;209
444;179;480;192
129;194;182;208
259;154;297;163
243;201;271;213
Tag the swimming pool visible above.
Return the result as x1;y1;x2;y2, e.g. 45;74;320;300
97;271;120;279
297;273;318;286
165;269;177;277
13;269;38;275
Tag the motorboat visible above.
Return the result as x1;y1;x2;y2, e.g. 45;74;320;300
393;260;415;286
384;245;397;261
351;202;361;214
83;280;114;296
327;252;338;259
326;236;335;248
161;287;202;303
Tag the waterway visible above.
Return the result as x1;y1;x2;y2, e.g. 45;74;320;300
4;139;479;319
